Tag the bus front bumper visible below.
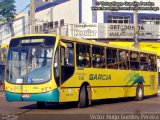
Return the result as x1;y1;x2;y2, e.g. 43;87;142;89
5;88;59;102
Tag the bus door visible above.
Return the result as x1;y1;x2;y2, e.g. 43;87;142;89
60;41;75;85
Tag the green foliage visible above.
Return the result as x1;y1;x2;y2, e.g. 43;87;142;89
0;0;16;21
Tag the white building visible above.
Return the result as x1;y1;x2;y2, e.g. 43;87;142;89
0;13;29;45
34;0;160;40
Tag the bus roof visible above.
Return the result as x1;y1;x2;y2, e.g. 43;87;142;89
11;34;57;40
11;34;156;55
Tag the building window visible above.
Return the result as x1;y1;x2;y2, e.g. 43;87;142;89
5;24;10;34
48;21;53;29
60;19;64;26
108;16;130;24
39;25;43;32
140;18;160;24
54;21;58;28
43;23;48;31
35;26;38;33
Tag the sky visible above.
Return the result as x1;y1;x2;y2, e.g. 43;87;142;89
15;0;30;13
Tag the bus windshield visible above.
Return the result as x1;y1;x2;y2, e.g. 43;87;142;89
6;36;56;84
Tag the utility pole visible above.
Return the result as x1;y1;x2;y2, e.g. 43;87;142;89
30;0;35;34
133;1;139;48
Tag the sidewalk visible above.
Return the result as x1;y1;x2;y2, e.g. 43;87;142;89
0;84;4;92
158;86;160;93
0;91;5;98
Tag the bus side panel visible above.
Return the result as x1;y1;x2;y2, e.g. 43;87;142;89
59;88;79;102
142;71;158;96
60;68;158;102
91;86;137;100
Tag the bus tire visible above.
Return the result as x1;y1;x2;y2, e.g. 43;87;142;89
37;101;45;108
78;85;88;108
135;84;144;101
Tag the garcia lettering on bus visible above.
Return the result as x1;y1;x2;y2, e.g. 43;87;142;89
89;74;111;80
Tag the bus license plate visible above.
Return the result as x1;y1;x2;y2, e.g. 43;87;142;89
22;94;30;98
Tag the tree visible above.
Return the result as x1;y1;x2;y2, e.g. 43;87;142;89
0;0;16;36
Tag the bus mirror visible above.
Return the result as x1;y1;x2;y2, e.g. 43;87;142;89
32;48;36;56
1;44;8;48
54;62;58;67
60;41;67;48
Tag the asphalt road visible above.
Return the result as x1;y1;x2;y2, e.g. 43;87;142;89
0;92;160;120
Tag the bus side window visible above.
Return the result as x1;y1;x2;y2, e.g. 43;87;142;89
149;55;157;71
106;48;118;69
76;44;91;68
92;46;105;68
119;50;129;70
140;53;149;71
130;52;139;70
61;42;74;66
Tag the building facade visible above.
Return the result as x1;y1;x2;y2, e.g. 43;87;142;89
33;0;160;41
0;14;29;45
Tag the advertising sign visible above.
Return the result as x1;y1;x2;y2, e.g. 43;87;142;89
73;24;98;38
106;23;160;39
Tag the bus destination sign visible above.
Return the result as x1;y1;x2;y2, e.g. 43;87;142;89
21;39;44;44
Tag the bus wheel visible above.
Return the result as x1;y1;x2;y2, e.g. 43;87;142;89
135;84;144;101
37;102;45;108
78;85;88;108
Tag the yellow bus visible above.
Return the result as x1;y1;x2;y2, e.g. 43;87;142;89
0;44;8;64
0;44;8;91
5;34;158;108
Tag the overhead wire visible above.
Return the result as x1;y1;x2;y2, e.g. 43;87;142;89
17;4;30;15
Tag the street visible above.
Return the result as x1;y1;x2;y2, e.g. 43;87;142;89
0;92;160;120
